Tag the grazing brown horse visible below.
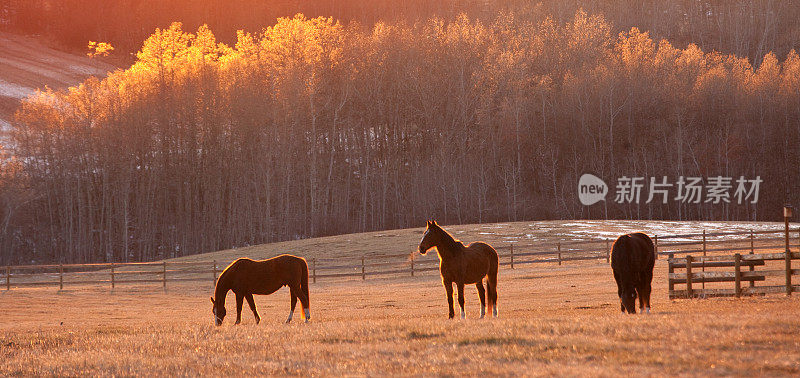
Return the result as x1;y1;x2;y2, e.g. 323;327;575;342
610;232;655;314
418;220;499;319
210;255;310;325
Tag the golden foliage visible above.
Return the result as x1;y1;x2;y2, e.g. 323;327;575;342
8;10;800;263
87;41;115;58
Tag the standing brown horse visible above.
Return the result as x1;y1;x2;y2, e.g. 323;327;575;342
418;220;499;319
210;255;310;325
610;232;655;314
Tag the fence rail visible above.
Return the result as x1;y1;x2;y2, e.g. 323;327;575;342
2;227;797;291
668;252;800;298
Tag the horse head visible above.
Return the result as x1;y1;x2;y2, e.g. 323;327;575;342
418;220;440;255
619;285;637;314
210;296;226;326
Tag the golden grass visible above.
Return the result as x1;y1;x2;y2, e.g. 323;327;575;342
2;261;799;376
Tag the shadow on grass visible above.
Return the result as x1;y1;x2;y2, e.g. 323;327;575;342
456;337;538;347
317;337;356;344
574;303;611;310
406;330;444;340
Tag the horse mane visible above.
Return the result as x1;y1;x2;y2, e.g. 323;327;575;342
431;222;464;254
214;259;242;303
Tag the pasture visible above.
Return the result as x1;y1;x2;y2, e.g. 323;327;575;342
2;221;800;375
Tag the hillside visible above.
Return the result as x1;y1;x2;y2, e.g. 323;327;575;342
0;32;116;137
172;220;791;265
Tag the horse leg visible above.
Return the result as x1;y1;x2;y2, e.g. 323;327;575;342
286;289;298;323
295;287;311;323
456;282;466;319
476;281;486;319
245;293;260;324
299;269;311;322
234;292;244;325
288;284;311;323
638;284;650;314
614;271;625;313
640;272;653;314
444;281;455;319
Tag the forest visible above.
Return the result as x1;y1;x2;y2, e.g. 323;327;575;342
3;0;799;65
1;1;800;264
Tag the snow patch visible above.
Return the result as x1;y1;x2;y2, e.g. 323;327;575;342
0;80;33;99
481;224;508;229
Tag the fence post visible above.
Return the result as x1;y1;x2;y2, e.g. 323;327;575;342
6;265;10;291
111;262;115;289
605;239;610;263
212;260;217;284
685;255;693;299
702;230;706;296
361;256;365;280
749;230;755;288
312;258;317;283
557;243;562;265
59;263;63;290
162;261;167;289
510;245;514;269
785;211;792;296
668;253;675;295
734;253;741;298
410;253;415;277
654;235;658;260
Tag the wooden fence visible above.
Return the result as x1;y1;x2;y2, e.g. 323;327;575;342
0;261;221;290
665;228;800;299
0;239;611;290
668;252;800;298
1;227;796;292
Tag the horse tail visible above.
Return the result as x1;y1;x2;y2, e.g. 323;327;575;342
486;247;499;314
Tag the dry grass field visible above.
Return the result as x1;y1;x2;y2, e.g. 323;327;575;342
2;220;800;376
2;263;800;375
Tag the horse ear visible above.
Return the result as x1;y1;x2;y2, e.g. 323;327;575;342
210;296;215;305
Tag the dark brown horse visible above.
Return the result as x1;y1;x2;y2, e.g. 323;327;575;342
210;255;310;325
610;232;655;314
418;220;499;319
